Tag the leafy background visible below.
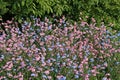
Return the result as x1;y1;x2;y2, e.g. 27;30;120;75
0;0;120;31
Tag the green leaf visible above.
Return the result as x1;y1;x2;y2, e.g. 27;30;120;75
21;1;25;6
17;3;20;8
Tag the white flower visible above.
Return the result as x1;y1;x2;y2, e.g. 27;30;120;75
75;75;79;78
31;73;36;77
0;55;4;59
102;77;107;80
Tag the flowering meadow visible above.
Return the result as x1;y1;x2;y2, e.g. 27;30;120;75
0;16;120;80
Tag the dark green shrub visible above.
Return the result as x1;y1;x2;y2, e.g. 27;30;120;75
0;0;120;30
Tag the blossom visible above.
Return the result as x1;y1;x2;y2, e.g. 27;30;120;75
35;55;40;61
20;61;26;68
75;74;79;78
102;77;107;80
0;76;5;80
31;73;38;77
44;70;50;75
29;67;36;72
57;75;66;80
80;21;88;26
0;16;119;80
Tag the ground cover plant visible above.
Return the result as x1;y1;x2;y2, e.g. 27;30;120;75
0;16;120;80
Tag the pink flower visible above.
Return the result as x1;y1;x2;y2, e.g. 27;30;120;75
42;62;46;67
29;67;36;72
7;73;13;77
117;49;120;52
20;61;26;67
80;21;88;27
40;32;45;36
91;18;96;22
84;74;89;80
0;76;5;80
3;61;13;71
8;62;13;68
4;25;10;28
35;55;40;61
0;37;4;40
74;22;77;32
48;76;52;79
104;62;108;67
19;77;23;80
6;20;13;24
6;48;11;51
44;70;50;75
40;42;44;46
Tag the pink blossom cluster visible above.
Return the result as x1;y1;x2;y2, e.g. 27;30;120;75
0;16;120;80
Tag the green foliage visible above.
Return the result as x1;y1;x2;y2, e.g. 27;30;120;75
66;0;120;31
0;0;69;18
0;0;120;30
0;0;8;15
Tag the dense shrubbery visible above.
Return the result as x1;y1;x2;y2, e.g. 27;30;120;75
0;0;120;30
0;16;120;80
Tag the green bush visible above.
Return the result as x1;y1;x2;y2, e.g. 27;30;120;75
0;0;120;30
67;0;120;31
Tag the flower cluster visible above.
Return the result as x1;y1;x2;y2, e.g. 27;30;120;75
0;16;119;80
